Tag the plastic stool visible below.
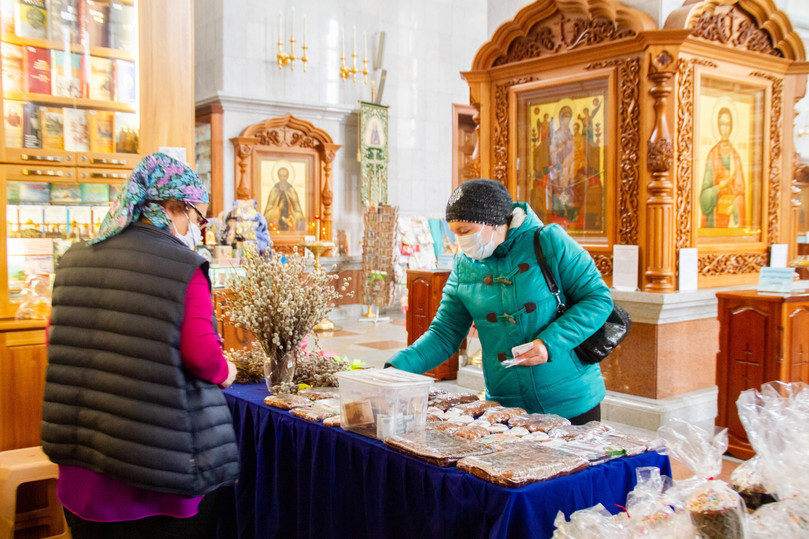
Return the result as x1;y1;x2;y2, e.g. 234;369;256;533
0;446;70;539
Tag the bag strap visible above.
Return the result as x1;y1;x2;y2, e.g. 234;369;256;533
533;227;566;315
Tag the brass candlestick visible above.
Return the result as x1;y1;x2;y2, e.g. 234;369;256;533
300;239;336;331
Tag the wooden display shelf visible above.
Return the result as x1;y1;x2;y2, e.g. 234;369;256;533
2;91;137;113
1;33;136;62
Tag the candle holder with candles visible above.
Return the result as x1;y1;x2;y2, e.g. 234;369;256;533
277;9;308;72
299;219;337;331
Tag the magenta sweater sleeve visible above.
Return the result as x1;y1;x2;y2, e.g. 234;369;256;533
181;268;228;385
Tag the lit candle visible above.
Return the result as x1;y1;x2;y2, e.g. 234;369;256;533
303;16;307;46
353;26;356;54
364;31;367;59
291;8;295;40
315;216;321;241
341;28;344;56
279;11;283;42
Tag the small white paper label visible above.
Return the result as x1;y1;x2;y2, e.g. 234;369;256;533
612;245;639;291
757;267;795;294
770;244;788;268
679;248;698;291
511;342;534;358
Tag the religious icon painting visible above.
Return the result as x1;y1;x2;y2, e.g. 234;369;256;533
258;156;313;234
513;75;611;244
695;75;766;245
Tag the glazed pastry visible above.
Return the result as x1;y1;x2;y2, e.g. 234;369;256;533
686;484;745;539
452;400;502;418
453;425;489;440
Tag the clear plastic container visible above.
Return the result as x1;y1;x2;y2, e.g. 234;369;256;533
336;368;432;440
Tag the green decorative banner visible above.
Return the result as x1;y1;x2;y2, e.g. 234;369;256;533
359;101;389;207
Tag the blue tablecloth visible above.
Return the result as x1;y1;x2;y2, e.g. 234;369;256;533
220;383;671;539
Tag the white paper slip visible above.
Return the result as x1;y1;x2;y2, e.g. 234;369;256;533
770;244;788;268
511;342;534;358
678;248;698;291
502;359;524;369
612;245;639;291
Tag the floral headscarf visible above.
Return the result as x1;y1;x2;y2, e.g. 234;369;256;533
88;153;209;245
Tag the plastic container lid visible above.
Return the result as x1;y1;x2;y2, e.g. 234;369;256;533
336;368;433;388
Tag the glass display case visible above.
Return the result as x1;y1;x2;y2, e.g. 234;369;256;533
1;0;140;168
0;0;139;318
2;168;123;317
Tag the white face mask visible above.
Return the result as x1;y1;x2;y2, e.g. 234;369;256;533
457;227;496;260
173;213;201;250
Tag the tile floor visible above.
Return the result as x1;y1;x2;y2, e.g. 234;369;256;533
315;308;744;482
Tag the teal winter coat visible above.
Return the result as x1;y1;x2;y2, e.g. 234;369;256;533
389;203;612;418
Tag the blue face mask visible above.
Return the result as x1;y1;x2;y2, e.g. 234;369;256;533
456;227;496;260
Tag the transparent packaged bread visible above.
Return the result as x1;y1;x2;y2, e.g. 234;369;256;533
547;421;611;441
453;425;489;440
658;419;747;539
425;420;461;435
290;406;337;423
428;393;462;411
323;415;341;428
508;413;571;432
729;456;776;510
479;406;527;424
452;400;501;418
384;430;495;467
264;394;312;410
299;387;340;401
457;443;589;487
685;483;746;539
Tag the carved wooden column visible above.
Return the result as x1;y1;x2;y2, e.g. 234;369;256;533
644;50;677;292
321;143;341;242
230;137;255;200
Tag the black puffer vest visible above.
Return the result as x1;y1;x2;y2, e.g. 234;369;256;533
42;222;239;497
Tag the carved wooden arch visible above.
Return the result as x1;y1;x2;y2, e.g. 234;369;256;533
665;0;806;61
230;114;342;254
470;0;657;70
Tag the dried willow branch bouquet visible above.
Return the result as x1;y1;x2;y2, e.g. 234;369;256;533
222;247;351;389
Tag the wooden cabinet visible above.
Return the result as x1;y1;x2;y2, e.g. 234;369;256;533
0;320;47;451
716;290;809;459
406;269;459;381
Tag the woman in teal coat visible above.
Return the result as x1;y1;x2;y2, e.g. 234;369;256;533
388;179;613;423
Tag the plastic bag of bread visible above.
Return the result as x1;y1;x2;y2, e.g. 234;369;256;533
384;430;495;467
323;415;341;428
547;421;611;441
729;456;776;511
658;419;747;539
264;393;312;410
552;503;628;539
457;442;589;487
290;406;337;423
508;413;570;432
453;425;489;440
299;387;340;401
452;400;501;418
479;406;526;424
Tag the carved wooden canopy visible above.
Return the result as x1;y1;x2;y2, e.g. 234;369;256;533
665;0;805;61
231;114;341;253
471;0;657;70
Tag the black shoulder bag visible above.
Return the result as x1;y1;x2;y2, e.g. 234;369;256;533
533;228;631;364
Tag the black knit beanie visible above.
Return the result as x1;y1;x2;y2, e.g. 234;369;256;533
445;179;513;226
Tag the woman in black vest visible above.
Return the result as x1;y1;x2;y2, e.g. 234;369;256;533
43;153;239;538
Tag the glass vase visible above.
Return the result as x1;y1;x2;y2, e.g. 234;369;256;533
264;350;296;393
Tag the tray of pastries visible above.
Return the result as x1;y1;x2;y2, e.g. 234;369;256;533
457;442;589;487
385;429;496;467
